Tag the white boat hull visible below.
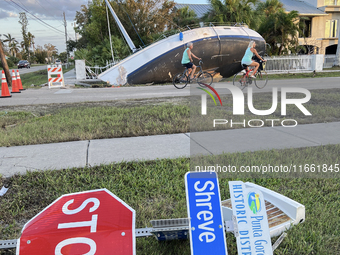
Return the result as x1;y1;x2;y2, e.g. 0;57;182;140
99;26;265;85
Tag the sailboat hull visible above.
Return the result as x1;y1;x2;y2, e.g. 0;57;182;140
99;26;265;85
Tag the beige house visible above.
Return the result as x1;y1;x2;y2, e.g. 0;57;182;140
298;0;340;54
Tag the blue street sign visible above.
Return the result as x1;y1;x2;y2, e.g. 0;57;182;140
185;172;228;255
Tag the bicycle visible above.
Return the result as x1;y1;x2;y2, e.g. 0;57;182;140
232;60;268;90
173;60;213;89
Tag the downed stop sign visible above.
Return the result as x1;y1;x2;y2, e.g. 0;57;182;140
18;189;136;255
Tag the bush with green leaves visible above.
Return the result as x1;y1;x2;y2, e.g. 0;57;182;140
0;59;15;68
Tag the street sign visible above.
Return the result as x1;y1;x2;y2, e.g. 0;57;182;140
17;189;136;255
185;172;228;255
229;181;273;255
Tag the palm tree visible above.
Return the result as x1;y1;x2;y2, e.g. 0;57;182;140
173;6;198;27
28;32;35;55
9;42;20;57
204;0;259;29
256;0;283;17
2;33;18;47
258;9;301;55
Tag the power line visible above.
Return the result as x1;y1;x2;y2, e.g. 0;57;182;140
32;0;65;27
4;0;72;39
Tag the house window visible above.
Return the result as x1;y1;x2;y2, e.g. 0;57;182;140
300;18;312;38
325;0;340;5
325;19;338;38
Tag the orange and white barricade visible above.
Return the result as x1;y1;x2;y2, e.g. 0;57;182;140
47;65;65;88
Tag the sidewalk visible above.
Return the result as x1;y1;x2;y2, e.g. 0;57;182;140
1;122;339;177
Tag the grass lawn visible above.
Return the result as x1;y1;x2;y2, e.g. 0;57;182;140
0;77;339;254
1;88;340;147
222;67;340;82
18;65;74;89
0;145;339;254
0;99;189;147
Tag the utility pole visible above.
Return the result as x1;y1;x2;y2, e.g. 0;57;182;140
334;19;340;66
0;41;12;87
63;12;69;63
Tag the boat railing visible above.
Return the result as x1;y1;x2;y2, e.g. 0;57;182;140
85;60;121;79
140;22;248;49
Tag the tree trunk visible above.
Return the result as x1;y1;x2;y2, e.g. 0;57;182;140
0;42;12;87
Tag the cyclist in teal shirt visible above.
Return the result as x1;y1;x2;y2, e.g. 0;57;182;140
181;42;201;80
241;40;266;78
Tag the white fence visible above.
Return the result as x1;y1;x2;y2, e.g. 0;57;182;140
265;55;314;72
264;54;338;73
323;54;336;69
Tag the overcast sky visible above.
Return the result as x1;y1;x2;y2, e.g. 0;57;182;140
0;0;209;56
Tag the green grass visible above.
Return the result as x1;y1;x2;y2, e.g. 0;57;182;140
0;75;339;254
18;69;48;88
191;88;340;132
19;65;74;89
265;70;340;80
1;88;340;147
0;145;339;254
223;69;340;82
0;102;189;147
192;144;340;179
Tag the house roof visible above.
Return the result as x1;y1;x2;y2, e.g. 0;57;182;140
258;0;326;16
174;4;211;18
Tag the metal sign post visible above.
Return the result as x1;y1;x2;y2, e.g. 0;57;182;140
185;171;228;255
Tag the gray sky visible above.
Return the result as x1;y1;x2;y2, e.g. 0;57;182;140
0;0;209;56
1;0;89;54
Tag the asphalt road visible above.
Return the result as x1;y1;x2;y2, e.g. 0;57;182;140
0;76;339;107
13;65;48;75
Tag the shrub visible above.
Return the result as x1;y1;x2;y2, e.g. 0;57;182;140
0;59;15;68
9;56;20;65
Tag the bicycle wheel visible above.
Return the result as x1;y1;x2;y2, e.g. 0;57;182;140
255;71;268;89
173;73;188;89
232;71;247;90
197;72;213;87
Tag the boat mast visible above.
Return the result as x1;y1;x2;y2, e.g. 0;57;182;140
104;0;137;53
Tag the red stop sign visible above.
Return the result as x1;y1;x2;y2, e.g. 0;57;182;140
18;189;135;255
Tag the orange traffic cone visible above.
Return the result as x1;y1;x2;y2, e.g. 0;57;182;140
16;70;25;91
11;70;20;93
1;70;12;98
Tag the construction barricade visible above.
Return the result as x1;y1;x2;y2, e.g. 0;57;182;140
47;65;65;89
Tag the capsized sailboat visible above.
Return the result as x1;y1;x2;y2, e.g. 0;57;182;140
99;1;266;85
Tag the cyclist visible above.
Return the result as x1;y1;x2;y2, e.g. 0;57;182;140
181;42;201;81
241;40;266;78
